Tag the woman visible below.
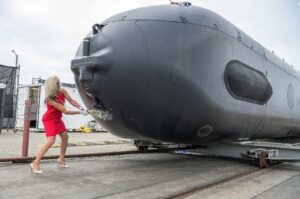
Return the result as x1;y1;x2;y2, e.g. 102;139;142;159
30;76;88;174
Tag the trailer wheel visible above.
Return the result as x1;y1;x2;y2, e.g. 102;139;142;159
137;145;149;151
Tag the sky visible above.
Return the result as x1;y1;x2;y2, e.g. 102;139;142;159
0;0;299;84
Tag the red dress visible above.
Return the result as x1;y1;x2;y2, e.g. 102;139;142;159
42;91;66;137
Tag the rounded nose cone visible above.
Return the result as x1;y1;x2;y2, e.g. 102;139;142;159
71;29;114;77
71;27;114;112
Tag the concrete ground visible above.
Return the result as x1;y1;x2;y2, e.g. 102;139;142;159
185;162;300;199
1;152;300;199
1;130;300;199
0;130;136;159
0;153;257;199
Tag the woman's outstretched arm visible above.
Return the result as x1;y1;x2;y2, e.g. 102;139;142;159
61;88;81;109
48;99;80;115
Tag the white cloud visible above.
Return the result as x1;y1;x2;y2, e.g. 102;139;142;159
1;0;168;84
0;0;299;84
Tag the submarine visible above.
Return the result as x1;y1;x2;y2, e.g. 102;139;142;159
71;3;300;145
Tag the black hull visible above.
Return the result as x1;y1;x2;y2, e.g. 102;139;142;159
71;5;300;144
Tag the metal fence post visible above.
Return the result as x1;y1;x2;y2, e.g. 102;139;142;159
22;99;31;157
0;87;6;133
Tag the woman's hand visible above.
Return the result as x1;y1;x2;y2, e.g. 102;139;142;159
80;109;88;116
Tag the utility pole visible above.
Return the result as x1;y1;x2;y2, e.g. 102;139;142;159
12;50;20;132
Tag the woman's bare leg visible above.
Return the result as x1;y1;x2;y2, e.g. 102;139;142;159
32;136;56;170
58;131;68;164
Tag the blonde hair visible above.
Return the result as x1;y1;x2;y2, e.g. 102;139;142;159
45;76;60;99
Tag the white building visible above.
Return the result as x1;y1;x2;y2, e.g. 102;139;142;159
15;83;105;132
